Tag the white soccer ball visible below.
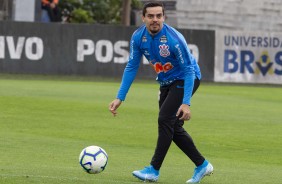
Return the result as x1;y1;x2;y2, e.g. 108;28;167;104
79;145;108;174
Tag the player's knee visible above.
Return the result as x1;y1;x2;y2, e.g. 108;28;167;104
158;115;175;127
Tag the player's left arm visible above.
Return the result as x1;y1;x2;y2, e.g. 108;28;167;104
174;35;195;121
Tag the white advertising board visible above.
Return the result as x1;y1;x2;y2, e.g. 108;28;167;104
215;31;282;84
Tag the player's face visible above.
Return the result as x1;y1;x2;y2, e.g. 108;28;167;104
142;6;164;35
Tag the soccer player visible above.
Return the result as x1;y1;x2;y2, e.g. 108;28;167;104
109;2;213;183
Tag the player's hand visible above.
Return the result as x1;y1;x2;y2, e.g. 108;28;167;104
176;104;191;121
109;99;122;116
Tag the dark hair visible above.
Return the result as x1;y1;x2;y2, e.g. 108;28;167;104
142;2;165;16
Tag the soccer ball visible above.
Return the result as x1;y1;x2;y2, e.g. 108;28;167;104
79;145;108;174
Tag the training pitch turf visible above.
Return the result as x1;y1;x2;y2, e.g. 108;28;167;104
0;74;281;184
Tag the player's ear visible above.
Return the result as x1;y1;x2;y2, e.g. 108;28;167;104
142;16;145;22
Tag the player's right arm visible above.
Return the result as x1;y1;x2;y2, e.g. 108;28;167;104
116;38;142;101
109;32;142;116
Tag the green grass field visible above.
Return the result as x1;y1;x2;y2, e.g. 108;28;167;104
0;74;281;184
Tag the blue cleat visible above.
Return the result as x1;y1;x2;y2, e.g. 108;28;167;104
186;160;213;183
132;165;159;182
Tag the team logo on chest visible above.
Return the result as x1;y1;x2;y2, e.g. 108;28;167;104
159;44;170;57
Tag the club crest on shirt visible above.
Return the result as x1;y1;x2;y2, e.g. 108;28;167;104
159;44;170;57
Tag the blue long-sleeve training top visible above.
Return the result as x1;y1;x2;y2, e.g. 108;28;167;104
117;23;201;105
